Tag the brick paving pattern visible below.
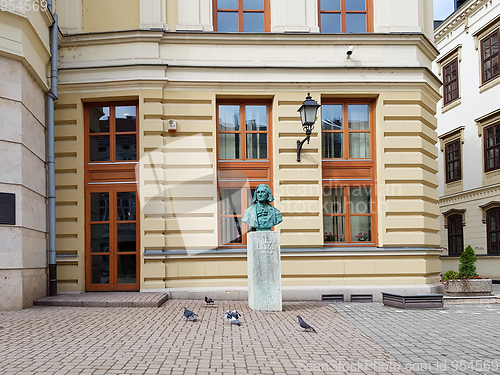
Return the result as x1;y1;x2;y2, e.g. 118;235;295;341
33;292;169;307
331;302;500;375
1;300;413;375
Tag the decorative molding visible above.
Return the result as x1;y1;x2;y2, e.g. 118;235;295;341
438;126;465;152
440;182;500;206
442;208;466;228
476;108;500;136
479;201;500;223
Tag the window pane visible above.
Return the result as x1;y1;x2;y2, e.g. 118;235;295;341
246;105;267;131
493;55;499;76
349;133;370;158
351;216;372;242
117;192;136;221
115;106;136;132
246;134;267;159
320;0;341;11
324;216;345;242
91;255;109;284
492;33;498;54
117;254;136;284
346;13;367;33
243;12;264;32
218;0;238;8
89;135;110;161
91;224;109;253
89;107;109;133
350;187;371;213
117;223;136;252
322;132;343;158
323;188;344;214
90;192;109;221
219;105;240;131
484;39;491;58
322;104;343;130
346;0;366;11
243;0;263;9
348;105;369;130
116;135;137;161
221;217;243;243
220;189;242;216
321;13;341;33
218;11;239;32
219;133;240;159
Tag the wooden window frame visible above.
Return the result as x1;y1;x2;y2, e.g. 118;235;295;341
481;29;499;84
318;0;373;33
447;214;464;256
445;139;461;183
487;208;500;255
443;58;459;106
213;0;271;32
217;99;272;247
484;122;500;173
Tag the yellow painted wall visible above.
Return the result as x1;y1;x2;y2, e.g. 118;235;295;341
82;0;139;33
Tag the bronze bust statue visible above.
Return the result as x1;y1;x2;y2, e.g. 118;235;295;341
243;184;282;231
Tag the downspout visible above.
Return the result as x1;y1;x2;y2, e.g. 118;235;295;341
47;0;58;296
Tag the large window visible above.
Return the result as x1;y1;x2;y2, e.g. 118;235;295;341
213;0;270;32
487;209;500;254
217;101;271;246
447;215;463;256
481;29;499;83
318;0;372;33
323;186;374;244
445;139;461;183
86;103;138;163
322;100;375;245
484;122;500;172
443;58;459;105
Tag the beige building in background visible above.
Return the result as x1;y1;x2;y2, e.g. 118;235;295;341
1;0;443;309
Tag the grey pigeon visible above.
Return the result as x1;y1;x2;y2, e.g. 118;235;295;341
297;315;316;333
230;315;241;326
204;296;214;304
183;307;198;321
231;310;241;319
223;310;232;321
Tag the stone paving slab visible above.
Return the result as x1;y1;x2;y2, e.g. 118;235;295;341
33;292;169;307
0;300;414;375
331;302;500;375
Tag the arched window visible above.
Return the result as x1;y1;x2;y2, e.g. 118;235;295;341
447;214;463;256
487;208;500;254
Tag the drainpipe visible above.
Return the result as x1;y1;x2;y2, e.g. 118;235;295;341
47;0;58;296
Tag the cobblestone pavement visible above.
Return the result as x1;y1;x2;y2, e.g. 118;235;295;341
331;302;500;375
0;300;413;375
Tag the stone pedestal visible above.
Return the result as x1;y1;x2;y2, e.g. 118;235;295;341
247;231;282;311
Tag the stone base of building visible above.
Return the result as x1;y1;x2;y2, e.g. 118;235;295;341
157;283;444;303
0;268;47;311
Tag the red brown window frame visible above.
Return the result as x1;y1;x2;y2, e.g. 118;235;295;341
318;0;373;33
322;99;377;246
216;99;273;247
484;122;500;173
213;0;271;32
487;208;500;255
445;139;461;183
443;58;459;105
481;29;499;84
447;214;463;256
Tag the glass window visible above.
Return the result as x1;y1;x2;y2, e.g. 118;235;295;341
215;0;269;32
443;59;459;105
484;123;500;172
481;30;499;83
487;209;500;254
447;215;463;256
445;140;461;183
319;0;371;33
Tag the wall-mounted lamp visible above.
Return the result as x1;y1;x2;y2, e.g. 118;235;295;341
297;93;321;162
346;45;354;59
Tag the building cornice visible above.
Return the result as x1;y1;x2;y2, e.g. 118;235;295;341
440;182;500;206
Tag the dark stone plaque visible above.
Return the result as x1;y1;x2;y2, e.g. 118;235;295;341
0;193;16;225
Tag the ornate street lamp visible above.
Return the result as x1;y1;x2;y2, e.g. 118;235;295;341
297;93;321;162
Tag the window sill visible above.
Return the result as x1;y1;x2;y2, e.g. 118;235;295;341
441;97;461;113
480;75;500;94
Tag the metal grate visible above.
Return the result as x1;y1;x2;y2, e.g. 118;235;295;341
322;294;344;302
350;294;373;303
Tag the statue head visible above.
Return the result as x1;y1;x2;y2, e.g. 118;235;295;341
253;184;274;203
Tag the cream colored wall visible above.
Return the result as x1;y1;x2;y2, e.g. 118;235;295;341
82;0;139;33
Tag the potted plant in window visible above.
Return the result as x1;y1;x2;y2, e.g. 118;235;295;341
441;245;492;296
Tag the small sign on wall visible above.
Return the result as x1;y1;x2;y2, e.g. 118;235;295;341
0;193;16;225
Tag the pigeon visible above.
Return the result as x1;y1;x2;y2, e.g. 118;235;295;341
297;315;316;333
231;310;241;319
183;307;198;321
204;296;214;304
230;315;241;326
223;310;232;321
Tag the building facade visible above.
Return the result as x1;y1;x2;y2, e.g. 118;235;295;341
2;0;443;310
0;3;53;310
434;0;500;279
